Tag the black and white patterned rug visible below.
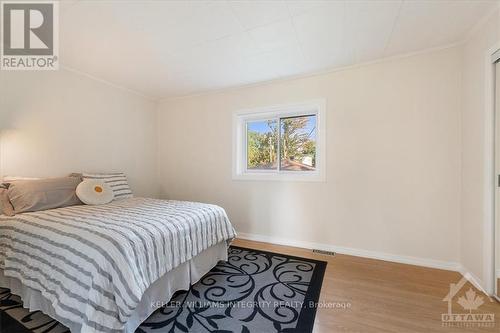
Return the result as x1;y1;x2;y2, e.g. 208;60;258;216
0;246;326;333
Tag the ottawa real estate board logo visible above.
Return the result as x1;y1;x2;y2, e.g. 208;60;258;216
442;277;495;328
1;1;58;70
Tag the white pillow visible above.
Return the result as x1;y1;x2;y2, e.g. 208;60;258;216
76;180;114;205
82;172;133;200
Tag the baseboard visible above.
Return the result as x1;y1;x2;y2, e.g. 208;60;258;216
237;232;499;295
236;232;462;272
457;267;489;296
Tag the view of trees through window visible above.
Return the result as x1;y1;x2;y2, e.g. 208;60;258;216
247;115;317;171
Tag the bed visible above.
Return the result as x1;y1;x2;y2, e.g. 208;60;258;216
0;197;236;333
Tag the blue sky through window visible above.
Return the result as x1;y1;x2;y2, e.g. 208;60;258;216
247;120;276;134
247;115;316;140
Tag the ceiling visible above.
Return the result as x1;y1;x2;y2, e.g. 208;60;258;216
59;0;499;100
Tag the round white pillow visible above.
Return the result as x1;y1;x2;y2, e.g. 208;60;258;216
76;179;114;205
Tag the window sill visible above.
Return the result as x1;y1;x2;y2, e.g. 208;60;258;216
232;171;326;182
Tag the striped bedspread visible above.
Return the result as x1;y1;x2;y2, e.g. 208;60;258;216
0;197;236;333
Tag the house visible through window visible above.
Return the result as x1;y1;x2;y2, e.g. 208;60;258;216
233;100;325;181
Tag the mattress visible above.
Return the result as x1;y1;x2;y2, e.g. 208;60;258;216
0;197;236;332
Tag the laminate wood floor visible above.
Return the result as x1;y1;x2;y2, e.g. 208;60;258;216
232;238;500;333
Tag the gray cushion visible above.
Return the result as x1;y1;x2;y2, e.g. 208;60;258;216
7;177;83;214
0;187;15;216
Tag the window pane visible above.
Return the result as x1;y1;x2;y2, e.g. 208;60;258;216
247;119;278;170
280;115;317;171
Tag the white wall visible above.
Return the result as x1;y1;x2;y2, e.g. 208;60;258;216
460;9;500;291
1;12;495;287
0;68;159;197
158;46;462;266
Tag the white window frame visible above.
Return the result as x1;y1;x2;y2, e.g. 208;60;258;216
232;99;326;182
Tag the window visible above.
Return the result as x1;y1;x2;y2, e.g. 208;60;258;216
233;100;326;181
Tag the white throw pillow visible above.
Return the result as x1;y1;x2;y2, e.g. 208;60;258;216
76;180;114;205
82;172;133;200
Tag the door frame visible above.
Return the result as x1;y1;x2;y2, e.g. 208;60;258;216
487;43;500;298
